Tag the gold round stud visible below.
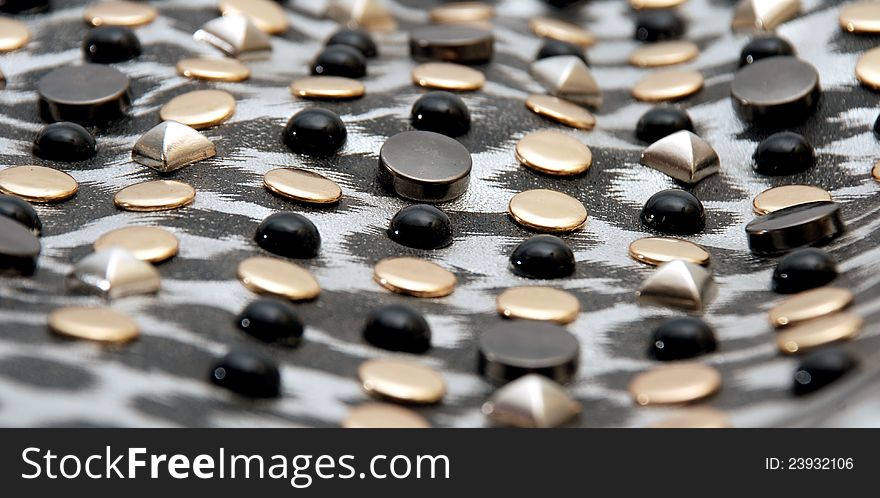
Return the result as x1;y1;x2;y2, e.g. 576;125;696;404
176;57;251;82
48;307;139;344
263;168;342;204
628;41;699;67
515;130;592;176
856;46;880;90
159;90;236;130
219;0;288;34
768;287;854;328
628;237;711;266
649;407;731;428
358;358;446;404
529;17;596;47
373;257;457;298
631;69;703;102
429;2;493;24
114;180;195;212
840;2;880;33
752;185;832;215
525;94;595;130
496;286;580;324
776;312;863;355
630;0;688;9
508;189;587;233
289;76;365;100
0;165;78;203
0;17;30;52
629;363;722;406
874;160;880;181
343;403;431;428
237;256;320;301
83;1;158;27
411;62;485;91
94;226;179;263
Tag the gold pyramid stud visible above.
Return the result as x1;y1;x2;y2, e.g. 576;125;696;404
640;130;720;184
132;121;216;173
194;15;272;60
326;0;397;32
732;0;801;32
636;259;717;311
482;374;581;428
530;55;602;108
67;248;161;300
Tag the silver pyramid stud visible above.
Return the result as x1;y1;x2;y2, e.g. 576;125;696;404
481;374;581;428
326;0;397;32
640;130;720;185
636;259;717;311
530;55;602;108
67;248;161;300
194;15;272;60
132;121;216;174
732;0;801;32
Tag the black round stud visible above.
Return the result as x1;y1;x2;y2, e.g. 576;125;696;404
409;24;494;64
731;56;820;125
772;248;838;294
378;131;472;203
874;113;880;139
739;36;795;67
254;212;321;259
640;189;706;235
634;10;685;42
635;107;694;143
411;91;471;137
542;0;582;6
793;347;856;396
0;215;41;275
648;317;717;361
536;39;587;64
283;108;347;156
363;304;432;354
83;26;142;64
0;195;41;235
509;234;576;279
388;204;453;249
753;131;814;176
478;321;580;384
746;201;844;256
326;28;377;58
32;122;97;162
311;45;367;78
209;350;281;398
37;64;131;125
0;0;49;14
237;298;304;347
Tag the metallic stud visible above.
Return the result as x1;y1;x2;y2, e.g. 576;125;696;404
358;358;446;404
48;307;139;343
263;168;342;205
83;1;158;27
114;180;195;212
768;287;853;328
409;24;494;64
429;2;493;25
478;321;580;385
515;130;592;176
731;0;801;32
0;215;40;275
529;17;596;47
731;56;820;124
0;68;4;90
629;40;699;67
132;121;216;173
530;55;602;108
628;237;710;266
482;374;581;428
752;185;831;215
649;407;731;428
94;226;179;264
636;259;717;311
0;17;30;52
874;160;880;181
373;257;456;298
289;76;365;100
237;256;320;301
326;0;397;32
496;286;580;324
0;165;78;203
632;69;703;102
629;363;722;405
856;46;880;90
524;94;596;130
343;403;431;428
631;0;688;9
378;131;472;203
219;0;288;35
840;2;880;33
640;130;719;184
176;57;251;82
194;15;272;60
411;62;485;91
776;312;863;355
37;64;131;125
745;201;844;256
159;90;236;130
508;189;587;233
67;248;161;299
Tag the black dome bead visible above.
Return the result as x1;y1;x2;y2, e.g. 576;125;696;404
33;122;97;162
739;36;795;67
793;347;856;396
874;113;880;139
772;248;837;294
640;189;706;235
635;107;694;143
0;194;41;235
753;131;814;176
388;204;453;249
283;108;347;156
411;91;471;137
536;39;588;64
311;45;367;78
83;26;142;64
0;0;49;14
634;10;685;42
648;317;717;361
363;304;432;354
255;212;321;259
509;234;576;279
326;28;377;58
238;298;304;347
210;350;281;398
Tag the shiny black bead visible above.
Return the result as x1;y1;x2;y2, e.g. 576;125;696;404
210;350;281;398
83;26;142;64
753;131;814;176
793;348;856;396
411;91;471;137
739;36;795;67
388;204;453;249
772;248;837;294
640;189;705;235
254;212;321;259
509;234;575;279
32;122;97;162
543;0;582;7
0;0;49;14
326;28;377;58
874;113;880;139
536;39;587;64
363;304;431;354
283;108;347;156
0;194;41;235
311;45;367;78
237;298;304;347
634;10;685;42
648;317;717;361
635;107;694;143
